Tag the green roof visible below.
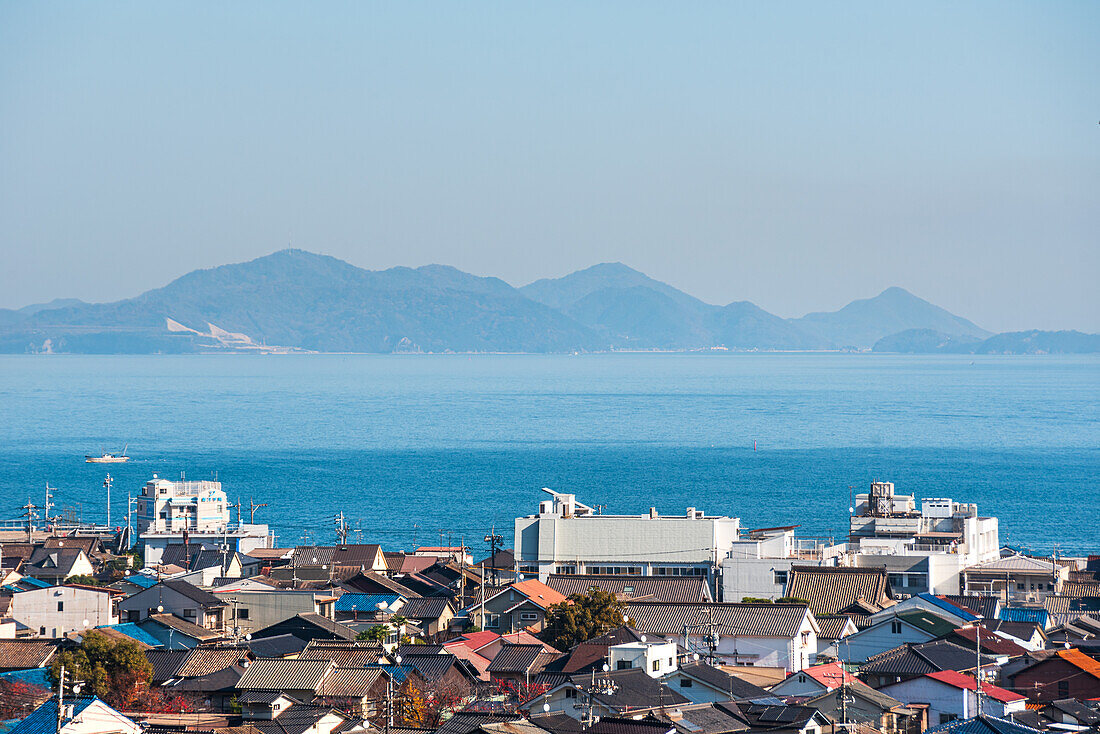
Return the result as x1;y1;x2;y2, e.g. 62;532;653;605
896;610;957;637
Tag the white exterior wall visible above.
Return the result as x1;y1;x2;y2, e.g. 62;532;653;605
608;641;678;677
667;618;816;672
11;587;118;638
515;501;739;584
59;700;143;734
137;478;230;534
844;619;936;663
879;677;1024;726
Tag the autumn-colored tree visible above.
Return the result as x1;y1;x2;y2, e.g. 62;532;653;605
400;677;469;728
0;678;51;719
539;586;627;651
495;679;549;704
48;630;154;709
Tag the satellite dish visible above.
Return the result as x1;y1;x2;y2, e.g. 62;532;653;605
543;704;550;713
157;605;164;613
376;602;388;611
640;635;647;643
395;655;402;664
72;684;82;694
693;653;700;661
602;663;609;672
82;619;89;628
245;634;252;641
849;507;855;514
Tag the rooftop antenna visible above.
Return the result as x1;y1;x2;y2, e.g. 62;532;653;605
975;617;984;717
103;474;113;528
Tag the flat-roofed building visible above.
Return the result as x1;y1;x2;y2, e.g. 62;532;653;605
514;490;739;594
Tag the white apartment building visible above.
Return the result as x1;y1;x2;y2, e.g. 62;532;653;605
721;482;1000;601
849;483;999;595
514;489;740;591
137;476;274;563
608;639;679;677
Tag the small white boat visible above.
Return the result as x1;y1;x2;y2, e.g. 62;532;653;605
86;445;129;463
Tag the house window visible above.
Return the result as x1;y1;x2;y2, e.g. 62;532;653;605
555;566;576;575
57;602;64;612
485;614;500;629
798;674;807;683
40;627;46;636
652;660;660;672
939;714;957;725
272;704;280;712
520;612;539;622
617;660;632;670
565;688;577;699
680;679;693;687
238;608;250;620
773;570;788;586
519;565;539;575
1017;583;1025;590
184;608;197;618
890;620;902;634
1058;681;1070;697
623;587;635;595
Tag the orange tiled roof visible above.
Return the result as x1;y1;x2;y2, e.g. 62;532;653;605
1056;648;1100;680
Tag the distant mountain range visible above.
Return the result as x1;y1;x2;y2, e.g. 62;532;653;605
0;249;1094;354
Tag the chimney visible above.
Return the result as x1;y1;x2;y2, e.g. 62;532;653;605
649;508;658;519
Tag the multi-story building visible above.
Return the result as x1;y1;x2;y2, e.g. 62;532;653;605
514;489;740;593
136;475;274;563
848;482;1000;595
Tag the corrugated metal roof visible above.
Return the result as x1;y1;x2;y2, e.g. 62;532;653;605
236;658;333;691
625;601;811;638
967;556;1057;573
6;698;104;734
923;713;1041;734
334;593;403;612
785;566;891;616
95;623;163;648
1061;581;1100;599
998;607;1049;625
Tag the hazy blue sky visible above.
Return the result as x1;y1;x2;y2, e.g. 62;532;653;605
1;2;1097;331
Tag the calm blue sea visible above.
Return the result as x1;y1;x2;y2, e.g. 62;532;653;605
0;354;1097;554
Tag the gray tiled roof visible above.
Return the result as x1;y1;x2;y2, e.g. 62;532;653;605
924;714;1041;734
236;658;333;691
785;566;891;616
176;646;252;677
677;662;772;701
436;712;522;734
487;644;556;674
859;640;997;676
546;575;711;603
625;601;811;638
400;597;453;620
160;578;227;608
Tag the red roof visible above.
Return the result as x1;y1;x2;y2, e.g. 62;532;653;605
800;662;858;689
952;626;1028;657
510;579;568;608
450;630;501;652
926;670;1024;703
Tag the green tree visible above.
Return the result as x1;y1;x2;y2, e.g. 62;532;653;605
539;586;628;651
356;625;388;643
67;575;102;586
48;630;153;708
775;597;810;605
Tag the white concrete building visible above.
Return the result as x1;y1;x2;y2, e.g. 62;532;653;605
514;490;739;592
136;476;274;563
721;527;847;603
848;483;1000;596
608;639;678;677
137;477;230;534
9;585;118;638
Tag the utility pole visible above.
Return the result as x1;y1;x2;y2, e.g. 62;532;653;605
21;500;38;542
335;512;348;544
248;498;267;524
484;527;504;586
44;485;55;526
974;622;983;717
103;475;112;528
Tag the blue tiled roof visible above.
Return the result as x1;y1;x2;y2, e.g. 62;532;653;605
918;593;979;622
368;664;415;684
7;698;100;734
121;574;158;589
96;623;163;648
999;607;1048;625
925;714;1040;734
2;578;51;593
0;669;50;689
334;593;403;613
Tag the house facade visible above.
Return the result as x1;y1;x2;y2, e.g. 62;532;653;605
9;585;119;638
